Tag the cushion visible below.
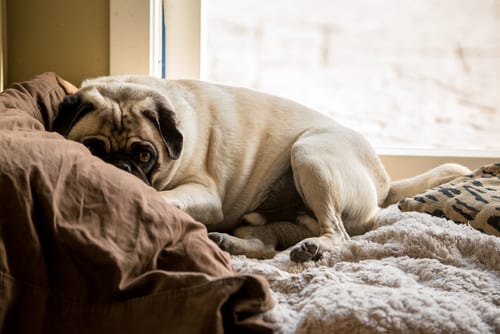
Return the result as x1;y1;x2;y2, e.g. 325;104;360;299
0;72;274;333
0;72;77;130
398;163;500;237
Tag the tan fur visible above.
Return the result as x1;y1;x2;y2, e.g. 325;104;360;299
64;75;470;262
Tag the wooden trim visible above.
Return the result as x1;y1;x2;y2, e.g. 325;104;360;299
380;155;497;180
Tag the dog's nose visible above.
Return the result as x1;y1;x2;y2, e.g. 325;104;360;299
113;161;132;173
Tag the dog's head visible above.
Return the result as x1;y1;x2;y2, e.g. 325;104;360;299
52;80;183;188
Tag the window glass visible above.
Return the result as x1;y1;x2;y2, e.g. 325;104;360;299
205;0;500;152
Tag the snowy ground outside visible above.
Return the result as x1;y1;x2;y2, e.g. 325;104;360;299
205;0;500;152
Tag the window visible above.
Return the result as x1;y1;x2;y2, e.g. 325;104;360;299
110;0;499;179
205;0;500;155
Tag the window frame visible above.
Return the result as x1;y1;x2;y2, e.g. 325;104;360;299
109;0;497;179
0;0;6;91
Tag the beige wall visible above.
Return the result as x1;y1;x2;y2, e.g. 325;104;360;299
6;0;109;87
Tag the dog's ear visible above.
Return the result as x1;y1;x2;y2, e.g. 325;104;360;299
144;100;183;160
52;93;93;136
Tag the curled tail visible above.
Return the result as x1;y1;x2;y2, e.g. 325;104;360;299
382;163;471;207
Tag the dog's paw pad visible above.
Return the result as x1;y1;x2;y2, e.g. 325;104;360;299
290;241;322;262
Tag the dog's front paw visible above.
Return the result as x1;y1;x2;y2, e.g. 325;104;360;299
290;240;322;262
208;232;233;252
208;232;276;259
161;196;184;211
208;231;224;245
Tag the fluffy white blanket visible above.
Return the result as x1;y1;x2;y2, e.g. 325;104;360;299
232;206;500;333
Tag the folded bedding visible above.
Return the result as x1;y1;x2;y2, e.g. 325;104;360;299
0;73;273;333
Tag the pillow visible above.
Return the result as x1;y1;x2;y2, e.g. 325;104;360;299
0;73;274;333
398;163;500;237
0;72;77;130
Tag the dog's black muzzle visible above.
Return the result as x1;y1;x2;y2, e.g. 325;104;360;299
106;153;151;186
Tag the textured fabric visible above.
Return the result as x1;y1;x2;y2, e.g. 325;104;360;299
0;72;273;333
232;205;500;333
399;163;500;237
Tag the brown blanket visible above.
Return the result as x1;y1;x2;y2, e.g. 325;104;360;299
0;73;273;333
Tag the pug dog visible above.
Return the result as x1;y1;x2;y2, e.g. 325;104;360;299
52;75;470;262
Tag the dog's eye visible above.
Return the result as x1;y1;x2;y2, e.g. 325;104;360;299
131;142;157;167
83;138;107;157
138;151;151;164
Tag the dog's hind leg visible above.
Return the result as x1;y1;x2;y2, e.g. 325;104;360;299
382;163;471;207
288;131;387;262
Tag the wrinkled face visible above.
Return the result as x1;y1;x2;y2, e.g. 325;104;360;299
52;82;183;188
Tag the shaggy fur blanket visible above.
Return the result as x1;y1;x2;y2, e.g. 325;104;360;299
232;205;500;333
